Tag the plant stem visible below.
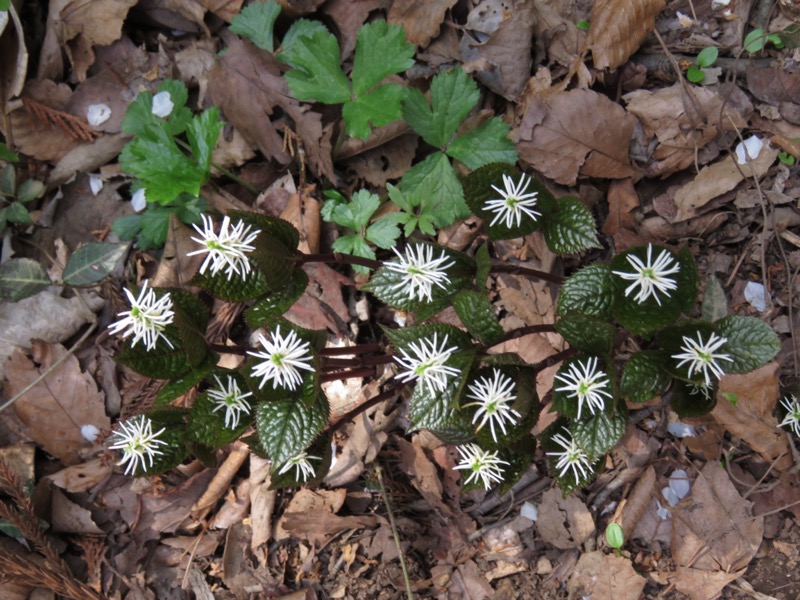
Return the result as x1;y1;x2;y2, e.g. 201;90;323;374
327;381;406;433
485;324;558;350
296;252;382;271
320;367;375;382
375;464;415;600
535;347;579;373
490;262;564;285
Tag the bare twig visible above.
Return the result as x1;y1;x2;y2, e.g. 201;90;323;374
375;465;414;600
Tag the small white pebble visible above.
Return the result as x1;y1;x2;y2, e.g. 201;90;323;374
712;0;730;8
735;135;764;165
520;501;538;521
744;281;768;312
89;175;104;196
131;188;147;212
86;104;111;127
151;91;174;118
667;422;696;438
81;424;100;442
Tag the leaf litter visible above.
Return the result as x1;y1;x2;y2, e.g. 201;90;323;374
1;0;799;598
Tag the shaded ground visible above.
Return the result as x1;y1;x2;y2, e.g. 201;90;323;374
1;0;799;599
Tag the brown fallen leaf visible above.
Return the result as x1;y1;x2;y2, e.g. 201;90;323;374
4;341;110;466
323;0;383;58
46;458;114;493
51;487;104;535
671;462;763;574
516;88;639;186
602;178;639;239
388;0;458;48
536;487;595;550
615;464;656;540
530;0;584;67
587;0;665;70
281;188;320;254
711;363;792;472
673;566;743;600
568;551;647;600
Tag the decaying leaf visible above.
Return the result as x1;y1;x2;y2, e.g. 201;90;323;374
602;178;639;239
4;341;110;465
388;0;458;48
530;0;584;67
516;88;639;185
587;0;666;70
537;487;595;549
568;551;647;600
671;462;763;574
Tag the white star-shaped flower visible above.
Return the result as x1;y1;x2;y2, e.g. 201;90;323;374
672;331;733;387
553;356;613;419
108;280;175;351
453;443;510;490
383;244;455;303
484;173;541;229
612;244;681;306
248;326;315;390
464;369;522;443
546;428;593;484
278;451;321;482
187;214;261;280
394;333;461;396
108;415;168;476
208;375;253;429
779;395;800;437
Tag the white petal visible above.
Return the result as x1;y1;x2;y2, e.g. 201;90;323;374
81;424;100;442
735;135;763;165
87;103;111;127
89;175;104;196
744;281;767;312
152;91;174;118
131;189;147;212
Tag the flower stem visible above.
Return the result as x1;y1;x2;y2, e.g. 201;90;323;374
296;252;382;271
484;324;558;350
327;381;406;433
320;367;376;382
490;262;564;285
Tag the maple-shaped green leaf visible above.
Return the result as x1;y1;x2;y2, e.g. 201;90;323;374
255;386;329;466
539;196;601;255
342;84;408;139
364;242;474;315
0;258;50;301
400;151;468;227
282;30;350;104
555;313;615;355
619;350;671;403
352;20;415;95
384;184;438;237
447;117;517;170
366;218;401;250
121;79;191;139
62;242;128;286
452;290;504;346
278;19;329;65
230;0;281;51
186;107;222;175
572;408;627;460
244;270;309;328
403;68;479;148
323;189;379;232
556;264;616;320
715;315;779;373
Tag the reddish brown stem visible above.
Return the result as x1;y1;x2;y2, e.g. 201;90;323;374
490;263;564;285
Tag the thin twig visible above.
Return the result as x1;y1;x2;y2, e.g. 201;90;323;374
489;262;563;285
375;465;414;600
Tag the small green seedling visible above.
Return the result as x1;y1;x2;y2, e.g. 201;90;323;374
687;46;718;84
744;28;784;53
576;20;590;31
778;151;796;166
0;148;45;234
605;522;624;555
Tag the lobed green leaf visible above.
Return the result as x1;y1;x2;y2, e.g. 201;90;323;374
230;0;281;51
399;151;468;227
447;117;517;170
282;30;351;104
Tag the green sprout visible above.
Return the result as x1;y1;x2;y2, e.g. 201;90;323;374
687;46;718;84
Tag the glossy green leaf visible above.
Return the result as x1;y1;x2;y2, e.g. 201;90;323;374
572;408;627;460
255;388;329;466
447;117;518;170
188;386;251;450
556;264;615;320
244;269;309;328
620;351;671;403
115;329;192;379
452;290;504;346
715;315;780;373
62;242;128;286
191;266;269;302
155;362;213;407
408;382;472;442
555;313;615;355
170;288;209;367
0;258;50;301
539;196;600;254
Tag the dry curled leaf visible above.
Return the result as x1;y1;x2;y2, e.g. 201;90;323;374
537;488;595;550
388;0;458;48
587;0;666;70
516;88;639;185
568;551;647;600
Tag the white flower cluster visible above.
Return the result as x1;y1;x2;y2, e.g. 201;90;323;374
779;395;800;437
612;244;680;306
384;244;454;303
453;443;509;490
671;331;732;387
554;356;612;419
249;326;315;390
546;428;593;484
108;280;175;351
188;214;261;280
464;369;521;443
278;452;321;482
208;375;253;429
108;415;168;476
394;333;460;395
484;173;541;228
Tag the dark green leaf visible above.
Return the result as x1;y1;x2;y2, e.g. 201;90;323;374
250;229;297;290
384;323;474;361
1;164;15;196
343;84;407;140
189;386;251;449
283;30;351;104
452;290;504;345
701;275;728;322
170;289;210;367
255;388;329;466
620;351;671;403
229;211;299;251
0;142;18;162
403;68;479;148
128;419;188;476
555;314;615;355
245;270;309;328
116;330;192;379
62;243;128;286
0;258;50;301
715;316;780;373
16;179;45;204
191;266;269;302
5;201;32;224
539;196;600;254
474;244;492;289
671;379;717;418
229;0;281;51
447;117;517;170
408;382;472;442
351;20;415;95
155;362;213;407
138;205;173;249
364;242;474;314
399;152;468;227
556;264;615;320
572;408;627;460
